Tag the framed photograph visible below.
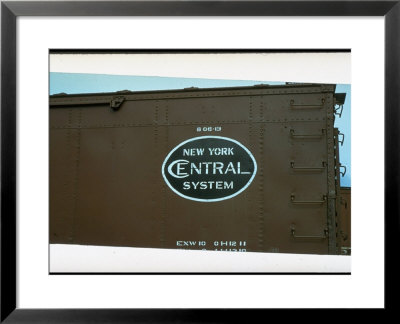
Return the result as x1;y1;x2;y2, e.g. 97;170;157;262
48;50;352;273
1;0;397;321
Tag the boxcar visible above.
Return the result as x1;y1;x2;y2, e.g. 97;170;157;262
50;83;350;255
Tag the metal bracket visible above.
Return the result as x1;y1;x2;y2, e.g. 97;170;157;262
290;226;328;239
290;194;327;205
334;104;344;117
290;128;325;139
340;165;347;177
290;161;326;172
290;98;324;110
338;132;345;146
110;96;125;111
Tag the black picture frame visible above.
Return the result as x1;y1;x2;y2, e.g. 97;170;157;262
1;0;398;321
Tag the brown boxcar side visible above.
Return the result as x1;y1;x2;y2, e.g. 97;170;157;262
50;83;349;255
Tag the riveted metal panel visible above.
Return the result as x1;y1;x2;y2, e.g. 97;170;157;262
338;187;351;255
49;83;345;255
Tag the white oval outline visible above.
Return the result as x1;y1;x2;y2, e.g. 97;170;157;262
161;136;258;202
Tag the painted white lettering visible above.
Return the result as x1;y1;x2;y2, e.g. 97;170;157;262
203;162;212;174
172;160;252;176
224;162;236;174
225;181;233;189
213;162;224;174
239;162;251;174
183;148;204;156
177;162;187;176
183;181;234;190
208;147;234;155
190;163;201;175
167;160;189;178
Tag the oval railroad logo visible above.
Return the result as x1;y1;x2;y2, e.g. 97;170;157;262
161;136;257;202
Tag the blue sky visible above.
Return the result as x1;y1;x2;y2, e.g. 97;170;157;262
50;72;351;187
